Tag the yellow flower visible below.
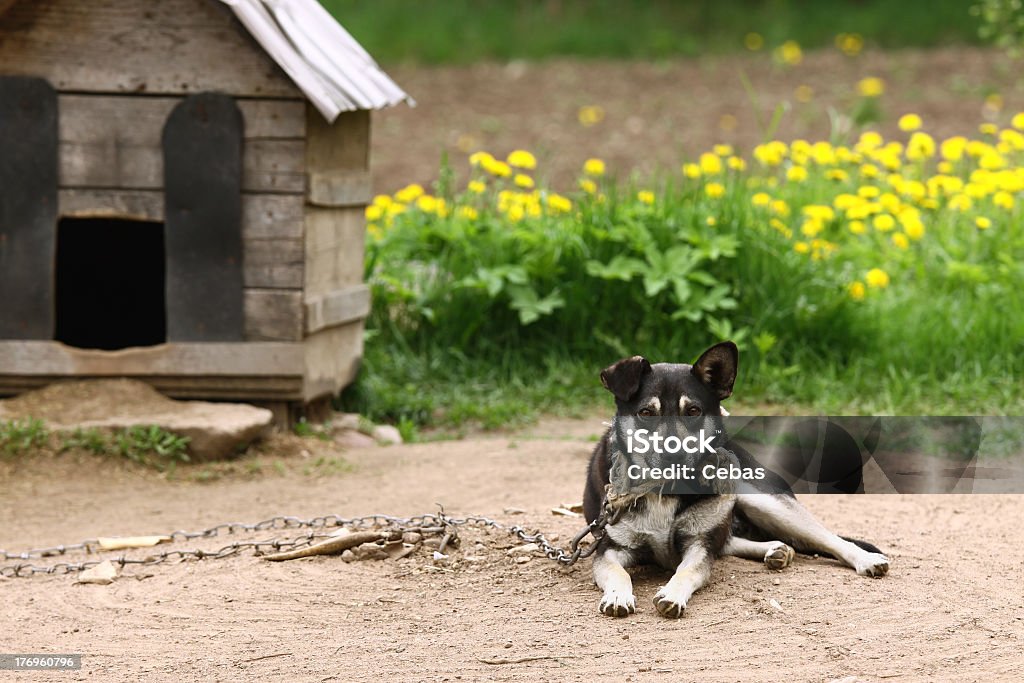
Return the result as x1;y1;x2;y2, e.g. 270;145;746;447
682;163;702;179
898;114;922;132
795;85;814;103
469;151;495;167
372;194;393;208
705;182;726;198
994;191;1015;210
948;194;973;211
714;144;734;156
577;105;605;127
937;161;954;174
803;205;836;222
849;220;867;235
860;163;880;179
892;232;909;249
744;32;764;50
848;281;866;300
416;195;439;214
706;216;718;226
727;156;747;171
903;218;925;240
771;199;791;216
826;169;849;182
979;122;998;136
580;178;597;194
753;141;788;166
775;40;803;66
975;216;992;230
1010;112;1024;130
786;166;808;182
583;158;606;176
507;204;525;222
395;184;425;203
873;214;896;231
699;152;723;175
857;130;884;151
482;157;512;177
866;268;890;288
801;219;823;237
857;77;885;98
458;206;479;220
514;173;535;189
365;204;383;221
507;149;537;169
906;132;935;160
468;180;486;194
836;32;864;57
794;241;810;254
637;190;655;205
547;193;572;214
752;192;772;207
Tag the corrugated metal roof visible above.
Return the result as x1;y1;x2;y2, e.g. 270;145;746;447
219;0;412;121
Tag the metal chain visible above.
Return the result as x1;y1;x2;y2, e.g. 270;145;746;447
0;507;609;579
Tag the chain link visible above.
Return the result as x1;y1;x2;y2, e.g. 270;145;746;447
0;508;608;579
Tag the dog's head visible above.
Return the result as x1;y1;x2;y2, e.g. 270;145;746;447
599;341;738;418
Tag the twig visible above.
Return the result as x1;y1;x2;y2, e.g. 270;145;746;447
236;652;293;664
478;655;579;665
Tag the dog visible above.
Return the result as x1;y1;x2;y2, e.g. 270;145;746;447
583;341;890;618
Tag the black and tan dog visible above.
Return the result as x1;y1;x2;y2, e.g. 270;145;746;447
583;341;890;618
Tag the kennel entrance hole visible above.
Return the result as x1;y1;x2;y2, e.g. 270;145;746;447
54;217;167;350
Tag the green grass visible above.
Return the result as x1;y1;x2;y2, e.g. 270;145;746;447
323;0;982;64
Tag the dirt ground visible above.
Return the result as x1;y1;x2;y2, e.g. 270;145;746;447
2;421;1022;682
371;47;1024;194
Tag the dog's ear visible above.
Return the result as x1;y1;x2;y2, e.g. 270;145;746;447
692;341;738;400
600;356;651;402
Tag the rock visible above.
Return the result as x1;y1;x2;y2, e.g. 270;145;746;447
341;550;355;563
506;543;539;556
76;560;118;585
353;543;389;561
328;413;362;434
372;424;403;445
402;532;423;544
333;429;378;450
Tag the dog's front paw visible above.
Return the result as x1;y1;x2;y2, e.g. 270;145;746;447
599;591;636;617
855;552;889;577
763;542;795;571
652;588;688;618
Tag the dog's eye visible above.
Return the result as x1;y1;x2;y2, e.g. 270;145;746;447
638;408;655;417
686;405;703;416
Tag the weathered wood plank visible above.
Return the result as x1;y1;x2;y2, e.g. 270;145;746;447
58;191;305;242
305;285;371;333
306;107;370;173
0;340;303;376
308;171;373;207
302;323;363;401
244;289;304;341
244;238;304;289
304;207;366;297
0;0;299;97
58;95;306;193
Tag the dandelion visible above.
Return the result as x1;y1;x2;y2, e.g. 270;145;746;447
482;157;512;177
372;194;393;208
849;220;867;235
469;151;495;167
994;191;1015;210
826;169;849;182
873;214;896;231
786;166;808;182
753;141;787;167
395;183;425;203
637;190;655;205
713;144;734;156
577;105;605;127
775;40;803;66
892;233;910;249
1012;112;1024;130
583;158;606;176
860;163;880;179
744;32;764;51
547;193;572;214
507;204;525;222
975;216;992;230
700;152;723;175
468;180;486;194
903;218;925;240
752;192;772;207
771;199;791;216
948;194;973;211
706;216;718;226
365;204;383;221
682;163;701;179
727;156;747;171
457;206;479;220
794;241;811;254
848;281;866;300
416;195;439;214
906;132;936;160
898;114;923;132
857;77;885;98
836;33;864;57
705;182;726;199
580;178;597;194
514;173;535;189
507;149;537;169
866;268;890;288
979;123;998;136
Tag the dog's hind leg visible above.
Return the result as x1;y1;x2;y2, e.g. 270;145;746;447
735;494;889;577
652;543;715;618
593;547;637;617
722;535;795;570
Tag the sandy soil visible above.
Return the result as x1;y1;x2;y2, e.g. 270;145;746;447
370;47;1024;194
2;422;1022;682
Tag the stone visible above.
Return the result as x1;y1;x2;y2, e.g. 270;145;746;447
372;424;403;445
328;412;362;433
333;429;378;450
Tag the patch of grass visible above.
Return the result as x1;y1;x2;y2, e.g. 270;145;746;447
303;455;354;477
293;418;332;441
323;0;982;64
60;427;108;455
112;426;191;470
0;418;49;455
